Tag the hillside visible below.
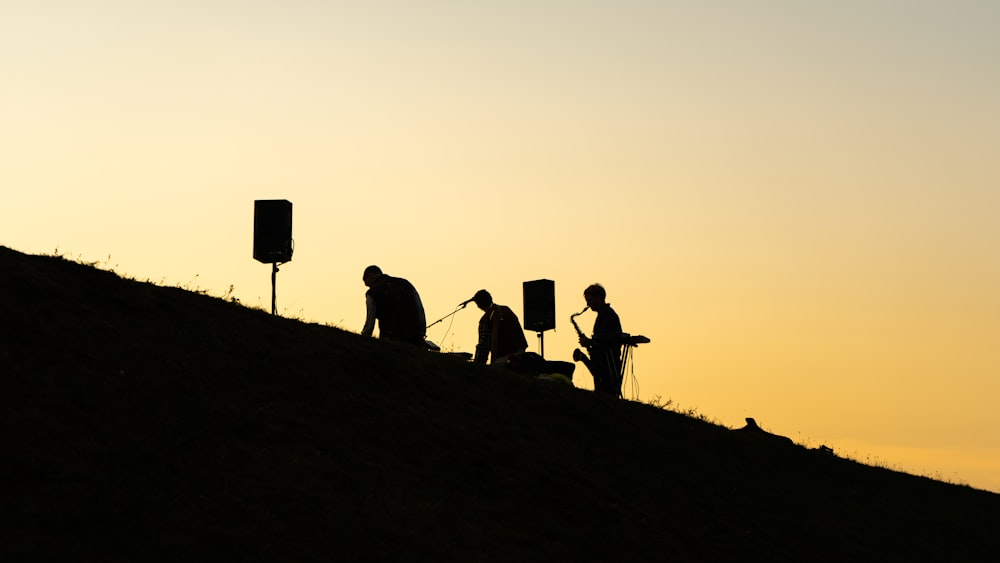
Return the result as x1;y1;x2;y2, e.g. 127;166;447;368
3;245;998;562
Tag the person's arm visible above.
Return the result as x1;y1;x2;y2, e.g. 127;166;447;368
361;294;377;337
413;289;426;339
473;314;491;364
589;308;624;347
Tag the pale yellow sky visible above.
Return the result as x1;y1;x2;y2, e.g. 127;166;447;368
3;1;999;492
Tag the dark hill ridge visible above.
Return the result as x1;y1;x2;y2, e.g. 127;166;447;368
2;245;998;562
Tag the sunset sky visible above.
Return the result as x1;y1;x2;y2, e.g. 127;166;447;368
3;1;999;492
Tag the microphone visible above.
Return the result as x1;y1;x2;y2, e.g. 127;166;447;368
459;290;487;309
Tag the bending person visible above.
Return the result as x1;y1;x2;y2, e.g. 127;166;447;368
361;265;426;347
471;289;528;365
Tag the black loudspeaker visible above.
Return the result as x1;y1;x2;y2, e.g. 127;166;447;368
523;279;555;332
253;200;293;264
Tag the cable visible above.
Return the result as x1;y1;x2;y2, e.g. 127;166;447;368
437;307;459;351
426;304;466;352
626;349;640;401
618;343;641;401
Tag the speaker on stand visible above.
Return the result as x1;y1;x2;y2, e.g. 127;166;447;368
253;200;293;314
523;279;555;357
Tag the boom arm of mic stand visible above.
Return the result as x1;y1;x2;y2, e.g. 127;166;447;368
426;305;467;329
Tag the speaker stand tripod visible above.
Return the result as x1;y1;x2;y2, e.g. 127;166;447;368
270;262;279;315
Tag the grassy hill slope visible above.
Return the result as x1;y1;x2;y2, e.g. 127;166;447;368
3;245;998;562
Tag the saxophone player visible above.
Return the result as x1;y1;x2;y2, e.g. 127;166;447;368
572;283;624;397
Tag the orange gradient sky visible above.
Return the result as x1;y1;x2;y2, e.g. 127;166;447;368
3;1;999;492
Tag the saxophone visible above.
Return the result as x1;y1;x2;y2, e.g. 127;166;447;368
570;306;589;342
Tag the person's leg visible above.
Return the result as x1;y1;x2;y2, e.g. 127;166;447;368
573;349;605;391
595;352;621;397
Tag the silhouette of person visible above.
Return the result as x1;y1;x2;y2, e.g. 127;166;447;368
573;283;624;397
361;265;426;347
471;289;528;365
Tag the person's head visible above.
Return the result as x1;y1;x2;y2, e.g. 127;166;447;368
472;289;493;311
584;283;606;308
362;265;383;287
